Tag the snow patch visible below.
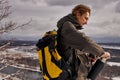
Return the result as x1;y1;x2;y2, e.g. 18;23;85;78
107;62;120;66
112;77;120;80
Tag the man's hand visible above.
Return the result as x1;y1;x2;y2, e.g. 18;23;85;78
101;52;111;63
101;52;111;59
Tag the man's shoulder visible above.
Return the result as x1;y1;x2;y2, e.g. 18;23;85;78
63;21;72;25
63;21;75;29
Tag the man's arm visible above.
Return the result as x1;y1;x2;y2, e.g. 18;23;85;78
61;21;104;56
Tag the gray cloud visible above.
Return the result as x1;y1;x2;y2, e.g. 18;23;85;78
45;0;116;10
115;1;120;13
20;0;34;2
45;0;80;6
82;0;120;38
18;0;116;9
19;0;41;4
5;0;120;41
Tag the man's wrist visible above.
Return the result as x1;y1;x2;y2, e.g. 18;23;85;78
100;57;107;63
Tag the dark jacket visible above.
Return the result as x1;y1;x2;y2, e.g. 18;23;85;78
57;14;105;80
57;14;104;59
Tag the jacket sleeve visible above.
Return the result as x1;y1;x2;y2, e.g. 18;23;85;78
61;21;104;56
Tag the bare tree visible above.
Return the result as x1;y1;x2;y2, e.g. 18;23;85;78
0;0;31;50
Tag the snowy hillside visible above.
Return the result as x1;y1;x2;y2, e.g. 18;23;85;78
0;42;120;80
0;46;42;80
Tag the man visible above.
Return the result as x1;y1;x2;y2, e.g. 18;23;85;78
57;4;110;80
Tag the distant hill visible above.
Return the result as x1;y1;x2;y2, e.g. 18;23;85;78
0;40;37;46
92;37;120;43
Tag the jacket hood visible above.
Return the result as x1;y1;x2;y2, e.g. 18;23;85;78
57;14;83;30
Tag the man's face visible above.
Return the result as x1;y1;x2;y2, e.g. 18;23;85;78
76;12;90;27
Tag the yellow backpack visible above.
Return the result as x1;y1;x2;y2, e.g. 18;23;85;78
36;30;64;80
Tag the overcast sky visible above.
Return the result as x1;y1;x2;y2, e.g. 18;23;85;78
4;0;120;41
